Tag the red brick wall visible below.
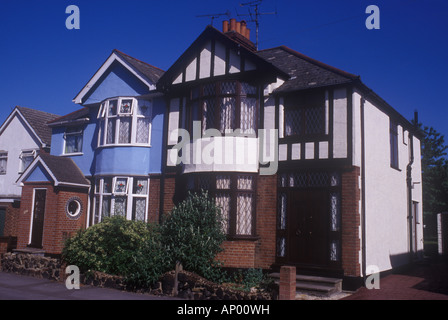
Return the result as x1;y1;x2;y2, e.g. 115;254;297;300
341;166;361;277
148;175;160;223
17;183;89;255
0;201;20;237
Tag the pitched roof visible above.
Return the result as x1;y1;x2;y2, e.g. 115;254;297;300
256;46;359;93
0;106;60;147
113;49;165;84
73;50;165;104
18;153;90;188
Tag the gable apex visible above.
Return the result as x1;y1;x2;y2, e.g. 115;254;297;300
157;26;289;92
73;50;165;105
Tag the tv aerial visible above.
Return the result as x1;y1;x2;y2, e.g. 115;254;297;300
237;0;277;50
196;10;231;27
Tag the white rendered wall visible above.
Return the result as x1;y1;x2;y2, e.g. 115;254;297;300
359;95;423;274
0;115;40;198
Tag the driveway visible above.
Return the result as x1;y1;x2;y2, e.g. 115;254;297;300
0;272;181;300
343;258;448;300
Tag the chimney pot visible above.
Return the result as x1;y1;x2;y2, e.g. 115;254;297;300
245;28;251;40
240;21;247;38
230;18;236;31
236;21;241;33
222;20;229;33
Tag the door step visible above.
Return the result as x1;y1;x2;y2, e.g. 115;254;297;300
269;273;343;298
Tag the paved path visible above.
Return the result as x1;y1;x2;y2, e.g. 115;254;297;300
343;258;448;300
0;272;180;300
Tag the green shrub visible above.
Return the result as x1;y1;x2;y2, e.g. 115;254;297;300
160;190;227;282
62;216;167;286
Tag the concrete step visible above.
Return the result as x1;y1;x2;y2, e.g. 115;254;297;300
269;272;343;298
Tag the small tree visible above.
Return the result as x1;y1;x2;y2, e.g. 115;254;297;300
160;190;227;281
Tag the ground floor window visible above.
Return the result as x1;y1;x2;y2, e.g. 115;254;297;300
186;173;256;238
93;176;149;224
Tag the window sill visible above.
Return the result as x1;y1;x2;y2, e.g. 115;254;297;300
61;152;84;157
226;235;260;242
390;165;401;172
97;144;152;149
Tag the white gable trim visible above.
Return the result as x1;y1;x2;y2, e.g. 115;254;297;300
16;156;90;188
73;52;156;105
0;108;46;148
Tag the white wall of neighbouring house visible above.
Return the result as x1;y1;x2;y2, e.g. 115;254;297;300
354;90;424;274
0;114;41;199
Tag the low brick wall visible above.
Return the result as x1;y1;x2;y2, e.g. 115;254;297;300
0;253;275;300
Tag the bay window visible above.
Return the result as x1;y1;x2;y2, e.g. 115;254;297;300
187;81;258;135
97;97;152;146
188;173;256;238
93;176;149;224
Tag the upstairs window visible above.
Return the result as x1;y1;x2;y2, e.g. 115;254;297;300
0;152;7;175
64;127;83;154
97;97;152;146
283;92;325;138
187;81;258;135
390;120;399;169
19;149;37;173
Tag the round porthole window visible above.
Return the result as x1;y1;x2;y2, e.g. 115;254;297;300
65;197;83;220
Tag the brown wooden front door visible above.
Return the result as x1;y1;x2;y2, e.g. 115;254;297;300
288;189;328;266
30;189;46;248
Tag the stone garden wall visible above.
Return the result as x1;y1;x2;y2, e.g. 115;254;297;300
0;253;275;300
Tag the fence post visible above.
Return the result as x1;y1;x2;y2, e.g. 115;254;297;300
279;266;296;300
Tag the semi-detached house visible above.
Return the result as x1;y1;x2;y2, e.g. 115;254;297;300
3;20;423;288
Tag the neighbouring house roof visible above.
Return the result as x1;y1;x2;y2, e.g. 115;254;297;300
256;46;359;93
73;50;165;104
0;106;60;148
17;153;90;188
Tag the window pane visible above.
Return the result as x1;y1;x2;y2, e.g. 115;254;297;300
278;193;287;230
203;98;216;132
107;119;116;144
113;197;127;217
120;99;133;114
237;193;253;235
237;175;253;190
119;118;132;144
132;198;146;221
240;97;256;133
114;178;128;193
220;97;235;133
136;118;150;144
216;193;231;234
102;196;111;218
133;178;148;195
108;100;117;116
284;108;301;136
103;178;112;194
305;107;324;135
241;82;256;95
330;193;340;232
216;175;231;189
221;81;236;94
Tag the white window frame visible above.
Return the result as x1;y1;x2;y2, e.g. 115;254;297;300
97;97;152;147
0;151;7;175
93;176;149;224
19;149;37;173
63;126;84;155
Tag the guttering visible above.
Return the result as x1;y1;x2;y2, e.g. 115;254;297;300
360;97;367;284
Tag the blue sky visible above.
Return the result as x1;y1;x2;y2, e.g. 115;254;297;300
1;0;447;142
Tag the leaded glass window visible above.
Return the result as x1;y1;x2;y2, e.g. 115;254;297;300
98;97;152;146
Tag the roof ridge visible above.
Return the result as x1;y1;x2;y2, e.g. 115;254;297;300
276;45;359;80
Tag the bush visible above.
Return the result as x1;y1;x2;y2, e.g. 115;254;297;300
62;216;167;286
160;190;227;282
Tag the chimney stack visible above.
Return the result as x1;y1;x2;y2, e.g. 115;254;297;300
223;18;251;41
